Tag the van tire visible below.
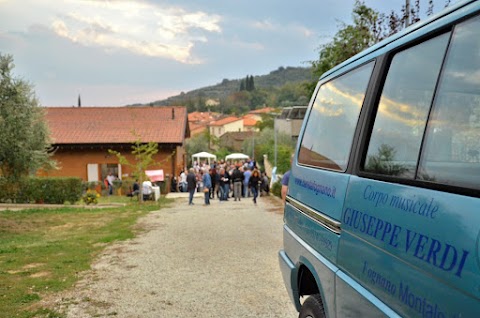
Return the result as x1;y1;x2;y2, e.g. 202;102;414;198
299;294;325;318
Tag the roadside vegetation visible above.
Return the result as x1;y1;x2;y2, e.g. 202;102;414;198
0;197;171;318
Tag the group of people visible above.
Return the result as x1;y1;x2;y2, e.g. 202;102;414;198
177;159;270;206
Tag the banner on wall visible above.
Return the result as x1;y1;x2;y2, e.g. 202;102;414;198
145;169;164;182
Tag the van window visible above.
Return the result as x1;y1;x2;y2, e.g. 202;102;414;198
363;33;450;177
419;16;480;190
298;62;374;171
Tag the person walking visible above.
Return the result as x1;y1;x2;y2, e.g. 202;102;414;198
209;168;217;199
231;165;244;201
260;172;270;196
243;167;251;198
186;168;197;205
179;169;187;192
249;169;261;204
106;172;116;195
220;168;230;201
201;168;212;205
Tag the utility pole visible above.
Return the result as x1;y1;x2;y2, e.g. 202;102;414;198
274;117;277;168
405;0;410;28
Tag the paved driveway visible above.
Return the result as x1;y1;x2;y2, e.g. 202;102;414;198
49;193;298;318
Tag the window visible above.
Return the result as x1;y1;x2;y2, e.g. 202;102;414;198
101;164;119;182
418;17;480;190
363;33;450;177
298;62;374;171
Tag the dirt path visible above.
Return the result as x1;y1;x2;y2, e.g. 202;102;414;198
45;194;298;317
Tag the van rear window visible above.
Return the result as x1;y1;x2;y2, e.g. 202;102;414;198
419;16;480;190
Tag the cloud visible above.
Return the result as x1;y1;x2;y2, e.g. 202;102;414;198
45;0;221;63
252;20;275;31
252;18;315;39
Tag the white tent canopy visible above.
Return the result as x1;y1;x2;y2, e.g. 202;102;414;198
192;151;217;166
225;153;250;161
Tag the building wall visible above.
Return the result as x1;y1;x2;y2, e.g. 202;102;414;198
40;146;180;181
210;120;244;139
225;120;243;133
275;118;304;139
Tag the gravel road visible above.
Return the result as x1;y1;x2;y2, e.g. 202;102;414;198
47;193;298;318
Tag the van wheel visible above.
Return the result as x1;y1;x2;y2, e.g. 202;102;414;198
299;294;325;318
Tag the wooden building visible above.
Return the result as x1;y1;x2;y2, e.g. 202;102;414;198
42;106;189;183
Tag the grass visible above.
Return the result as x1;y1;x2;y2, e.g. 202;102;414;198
0;196;171;318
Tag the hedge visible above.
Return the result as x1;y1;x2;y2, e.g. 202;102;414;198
0;177;83;204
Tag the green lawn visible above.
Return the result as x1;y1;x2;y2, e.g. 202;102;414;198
0;197;171;318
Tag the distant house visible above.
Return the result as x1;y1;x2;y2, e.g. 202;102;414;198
219;131;252;152
188;111;221;136
208;116;244;139
247;107;277;121
243;114;258;132
275;106;308;143
42;107;189;184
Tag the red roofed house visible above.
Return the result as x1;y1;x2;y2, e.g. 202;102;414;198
42;107;189;187
247;107;277;121
243;114;258;132
208;116;244;139
188;111;222;136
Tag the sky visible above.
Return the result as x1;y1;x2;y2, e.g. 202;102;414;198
0;0;453;107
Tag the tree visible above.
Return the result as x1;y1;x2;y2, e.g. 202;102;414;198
311;1;382;84
309;0;449;96
254;113;275;131
247;127;295;174
0;54;55;185
240;79;246;91
247;75;255;91
109;136;159;202
185;131;210;165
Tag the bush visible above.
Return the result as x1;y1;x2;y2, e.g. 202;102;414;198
120;179;135;196
271;180;282;198
82;190;100;205
0;177;84;204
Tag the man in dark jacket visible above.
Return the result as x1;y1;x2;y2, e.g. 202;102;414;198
186;168;197;205
231;165;244;201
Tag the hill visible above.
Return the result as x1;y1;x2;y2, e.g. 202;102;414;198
148;66;314;106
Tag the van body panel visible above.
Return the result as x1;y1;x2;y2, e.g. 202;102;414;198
338;229;480;317
284;201;340;263
278;249;299;310
288;165;349;222
281;224;338;316
339;177;480;298
335;271;400;317
281;1;480;315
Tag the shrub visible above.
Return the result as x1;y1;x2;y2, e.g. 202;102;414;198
271;180;282;198
0;177;84;204
82;190;100;205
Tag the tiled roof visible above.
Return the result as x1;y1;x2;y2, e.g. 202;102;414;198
189;123;208;135
44;106;187;144
188;111;220;123
248;107;276;114
209;116;241;126
243;116;257;126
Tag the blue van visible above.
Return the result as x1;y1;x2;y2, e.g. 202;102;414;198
279;1;480;317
